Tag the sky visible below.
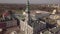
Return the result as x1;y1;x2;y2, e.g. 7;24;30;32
0;0;59;4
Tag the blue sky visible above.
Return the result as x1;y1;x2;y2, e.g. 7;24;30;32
0;0;59;4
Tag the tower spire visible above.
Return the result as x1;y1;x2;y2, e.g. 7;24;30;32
26;0;30;12
25;0;31;34
26;0;31;22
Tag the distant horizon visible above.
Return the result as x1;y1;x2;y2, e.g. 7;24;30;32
0;3;59;5
0;0;59;4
